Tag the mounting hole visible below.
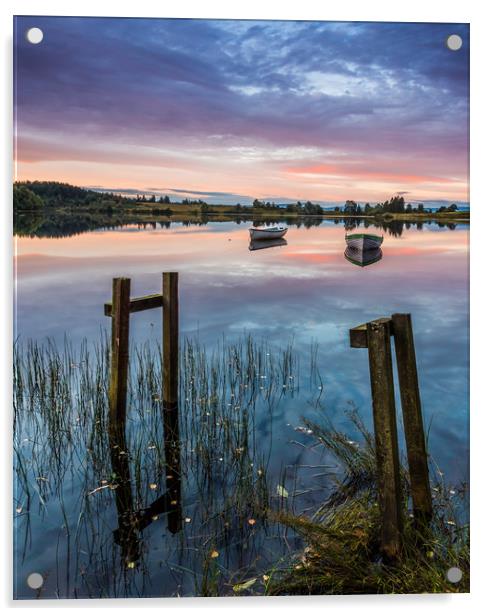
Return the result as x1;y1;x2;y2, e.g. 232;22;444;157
446;34;463;51
26;27;43;45
446;567;463;583
27;572;44;589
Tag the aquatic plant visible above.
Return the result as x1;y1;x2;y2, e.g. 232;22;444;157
13;335;301;598
265;413;469;595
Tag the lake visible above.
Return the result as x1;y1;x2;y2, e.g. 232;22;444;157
13;217;469;598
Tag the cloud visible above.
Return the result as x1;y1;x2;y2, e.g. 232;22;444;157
14;17;469;201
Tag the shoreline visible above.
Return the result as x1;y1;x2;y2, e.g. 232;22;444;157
15;206;470;225
13;208;470;238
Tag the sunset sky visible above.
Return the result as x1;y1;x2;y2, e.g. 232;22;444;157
14;17;469;205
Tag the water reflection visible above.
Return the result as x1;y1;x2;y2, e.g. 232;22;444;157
14;212;465;239
249;237;288;251
14;220;469;500
109;400;183;568
344;246;383;267
14;334;304;597
109;416;141;566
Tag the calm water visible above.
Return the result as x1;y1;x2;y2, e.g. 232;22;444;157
13;218;469;598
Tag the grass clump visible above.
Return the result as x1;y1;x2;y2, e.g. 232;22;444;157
266;413;469;595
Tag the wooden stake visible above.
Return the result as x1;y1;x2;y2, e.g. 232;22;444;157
109;278;131;426
367;319;403;561
392;313;432;524
162;273;179;410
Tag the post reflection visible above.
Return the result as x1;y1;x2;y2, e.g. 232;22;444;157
163;404;183;534
109;418;140;566
109;403;183;568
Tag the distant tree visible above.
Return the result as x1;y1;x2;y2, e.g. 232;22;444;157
343;200;357;215
303;201;323;215
417;203;425;212
406;203;412;213
149;195;156;203
448;203;458;212
13;185;44;210
383;195;405;213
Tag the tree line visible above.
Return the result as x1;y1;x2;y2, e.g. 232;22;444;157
252;199;324;215
13;182;460;216
14;181;131;211
337;196;458;215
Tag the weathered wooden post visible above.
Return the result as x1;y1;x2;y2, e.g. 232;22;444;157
162;272;179;410
391;313;432;524
350;318;403;561
105;273;183;538
109;277;131;426
366;319;403;561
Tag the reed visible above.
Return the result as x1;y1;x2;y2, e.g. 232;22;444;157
13;334;301;598
266;412;469;595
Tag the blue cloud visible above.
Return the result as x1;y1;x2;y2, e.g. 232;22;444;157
14;17;469;161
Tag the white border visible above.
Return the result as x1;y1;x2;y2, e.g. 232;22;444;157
1;0;488;613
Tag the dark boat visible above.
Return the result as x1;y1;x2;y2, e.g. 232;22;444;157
345;233;383;250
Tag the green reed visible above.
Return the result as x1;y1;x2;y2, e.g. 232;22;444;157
265;411;469;595
13;334;301;598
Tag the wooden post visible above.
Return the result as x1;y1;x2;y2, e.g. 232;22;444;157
162;273;179;410
109;278;131;426
366;319;403;561
391;313;432;524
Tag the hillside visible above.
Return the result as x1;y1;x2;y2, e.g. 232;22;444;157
14;181;130;210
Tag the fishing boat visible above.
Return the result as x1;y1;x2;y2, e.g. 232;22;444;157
249;225;288;241
344;246;383;267
345;233;383;251
249;237;287;251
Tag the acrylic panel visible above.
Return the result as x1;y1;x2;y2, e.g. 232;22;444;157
13;17;469;599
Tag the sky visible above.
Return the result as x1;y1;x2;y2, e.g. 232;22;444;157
14;17;469;205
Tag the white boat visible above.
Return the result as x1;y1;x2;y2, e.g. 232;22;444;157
249;226;288;241
345;233;383;251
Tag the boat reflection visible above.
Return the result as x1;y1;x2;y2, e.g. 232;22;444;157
249;237;288;251
344;246;383;267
